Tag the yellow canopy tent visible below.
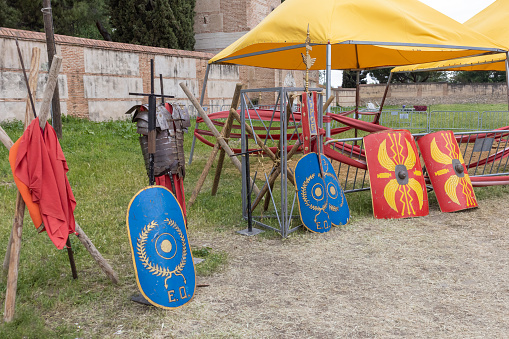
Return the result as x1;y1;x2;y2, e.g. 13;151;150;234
189;0;507;163
209;0;506;71
392;0;509;72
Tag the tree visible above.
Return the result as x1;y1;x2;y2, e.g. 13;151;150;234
0;0;111;40
342;70;367;88
368;68;448;84
0;0;20;28
450;71;507;84
110;0;196;50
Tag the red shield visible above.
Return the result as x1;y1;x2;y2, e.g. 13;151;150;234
417;130;477;212
301;91;318;154
364;130;428;219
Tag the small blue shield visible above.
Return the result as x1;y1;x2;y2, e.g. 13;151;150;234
320;156;350;226
127;186;195;309
294;153;350;232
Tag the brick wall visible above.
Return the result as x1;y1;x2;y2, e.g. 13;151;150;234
333;82;509;108
0;27;240;122
0;27;319;123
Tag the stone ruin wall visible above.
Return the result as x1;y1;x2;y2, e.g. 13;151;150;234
347;82;509;108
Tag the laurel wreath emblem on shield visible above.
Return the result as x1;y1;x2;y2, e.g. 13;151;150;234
137;218;187;289
301;173;328;212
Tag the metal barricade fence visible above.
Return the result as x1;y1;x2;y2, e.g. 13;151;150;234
377;109;427;132
186;104;231;117
428;111;480;132
328;108;428;135
326;130;509;193
327;110;509;135
480;111;509;130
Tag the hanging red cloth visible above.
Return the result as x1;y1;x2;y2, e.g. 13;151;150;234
12;118;76;249
155;174;187;224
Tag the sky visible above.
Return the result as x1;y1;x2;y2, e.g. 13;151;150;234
331;0;497;86
418;0;496;23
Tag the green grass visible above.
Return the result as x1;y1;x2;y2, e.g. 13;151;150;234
192;247;228;276
1;104;509;336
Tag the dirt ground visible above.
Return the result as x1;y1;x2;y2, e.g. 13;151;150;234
133;196;509;338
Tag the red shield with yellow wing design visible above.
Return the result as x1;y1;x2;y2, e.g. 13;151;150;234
364;130;428;219
417;130;477;212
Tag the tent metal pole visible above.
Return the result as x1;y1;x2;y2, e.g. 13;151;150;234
355;71;360;139
505;52;509;111
325;42;332;138
188;63;210;165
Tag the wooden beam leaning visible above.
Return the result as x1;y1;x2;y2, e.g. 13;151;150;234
3;194;25;322
24;47;41;127
180;82;260;197
211;84;244;196
3;49;42;319
74;222;118;284
228;108;295;184
324;95;334;112
251;138;302;211
0;125;118;322
39;55;62;128
263;95;296;212
0;126;14;150
0;125;119;279
4;48;41;272
188;83;243;206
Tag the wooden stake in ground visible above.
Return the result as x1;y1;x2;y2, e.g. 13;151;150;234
210;84;244;196
3;52;62;323
180;82;261;198
2;54;118;322
188;83;243;207
42;0;62;138
2;47;40;273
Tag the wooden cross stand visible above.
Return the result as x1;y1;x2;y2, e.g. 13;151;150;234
0;47;118;323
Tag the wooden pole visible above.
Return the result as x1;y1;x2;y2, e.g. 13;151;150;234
1;125;118;322
188;84;243;206
251;139;302;211
211;84;243;195
0;126;14;150
229;108;295;184
5;47;41;268
39;55;62;128
0;128;119;285
24;47;41;131
180;82;260;196
3;194;26;322
324;95;334;113
42;0;62;138
3;47;40;275
74;222;118;284
261;95;296;212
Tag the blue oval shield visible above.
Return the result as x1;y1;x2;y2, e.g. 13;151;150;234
127;186;195;309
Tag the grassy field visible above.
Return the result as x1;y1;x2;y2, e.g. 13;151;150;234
0;103;508;337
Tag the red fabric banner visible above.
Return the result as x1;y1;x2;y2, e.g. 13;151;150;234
12;118;76;249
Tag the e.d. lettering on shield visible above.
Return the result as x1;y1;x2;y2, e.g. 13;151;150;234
127;186;195;309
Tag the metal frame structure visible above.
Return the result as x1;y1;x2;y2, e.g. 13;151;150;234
239;86;323;237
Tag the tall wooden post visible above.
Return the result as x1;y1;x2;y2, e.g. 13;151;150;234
42;0;62;138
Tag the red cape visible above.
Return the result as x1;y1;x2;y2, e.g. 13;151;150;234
14;118;76;249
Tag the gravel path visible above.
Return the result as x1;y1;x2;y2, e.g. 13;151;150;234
149;198;509;338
